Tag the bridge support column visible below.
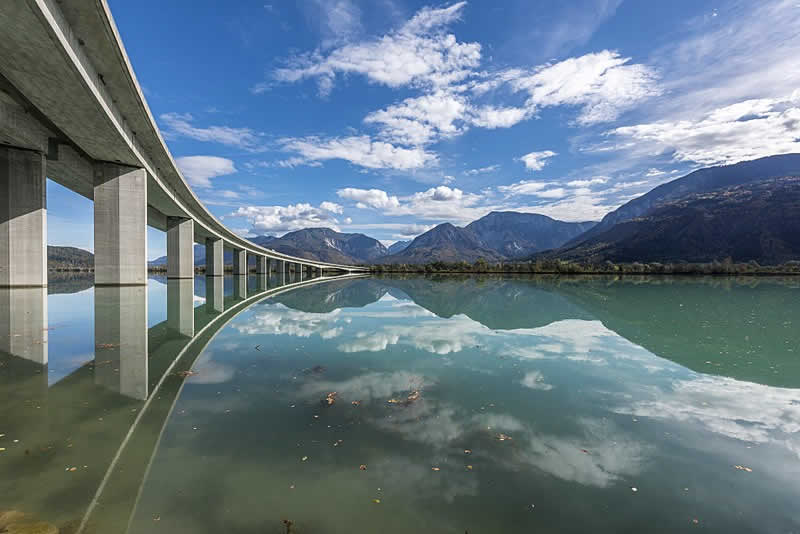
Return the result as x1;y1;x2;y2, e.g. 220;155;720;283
205;238;223;276
94;285;148;400
233;249;247;276
233;275;247;300
0;147;47;287
0;287;47;364
167;278;194;337
206;275;223;313
256;255;267;274
167;217;194;279
94;163;147;285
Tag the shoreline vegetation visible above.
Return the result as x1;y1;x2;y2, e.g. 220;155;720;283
49;258;800;276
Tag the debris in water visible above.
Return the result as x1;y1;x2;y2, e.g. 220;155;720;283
283;519;294;533
323;392;338;407
388;390;421;407
95;343;118;349
431;466;441;471
176;370;197;378
333;439;343;447
301;456;308;462
495;433;512;441
351;400;362;407
466;465;473;471
631;487;638;492
255;345;261;351
734;465;753;472
372;499;381;504
359;464;367;471
464;449;472;455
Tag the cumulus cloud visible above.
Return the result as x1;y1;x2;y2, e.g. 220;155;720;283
520;150;557;171
271;2;479;96
160;113;263;150
278;135;437;170
175;156;237;188
337;187;401;209
319;201;343;214
497;180;551;196
229;203;341;234
611;94;800;166
365;91;469;146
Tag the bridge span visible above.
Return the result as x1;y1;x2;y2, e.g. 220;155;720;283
0;0;366;288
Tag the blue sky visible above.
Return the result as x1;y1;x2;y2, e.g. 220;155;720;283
47;0;800;258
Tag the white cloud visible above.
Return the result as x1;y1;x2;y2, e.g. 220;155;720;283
272;2;479;96
611;94;800;166
470;105;531;129
229;203;341;234
311;0;362;44
464;164;500;175
519;150;557;171
337;187;401;209
319;201;343;214
160;113;263;150
175;156;237;188
365;91;469;146
279;135;437;170
566;177;608;187
497;180;551;196
511;50;661;125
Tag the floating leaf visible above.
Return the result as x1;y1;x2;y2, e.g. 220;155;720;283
359;464;367;471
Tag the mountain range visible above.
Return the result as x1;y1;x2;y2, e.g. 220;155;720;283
48;153;800;268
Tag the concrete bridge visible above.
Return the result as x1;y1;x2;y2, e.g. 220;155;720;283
0;0;366;289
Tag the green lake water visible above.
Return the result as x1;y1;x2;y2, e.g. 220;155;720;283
1;274;798;533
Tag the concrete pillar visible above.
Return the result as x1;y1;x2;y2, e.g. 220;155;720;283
206;275;224;313
205;238;223;276
299;263;304;282
167;217;194;279
0;147;46;287
94;163;147;285
167;278;194;337
256;255;267;274
233;275;247;300
94;285;148;400
233;249;247;276
279;260;286;285
0;287;47;364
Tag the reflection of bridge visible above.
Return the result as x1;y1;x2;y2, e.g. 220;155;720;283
0;271;364;533
0;1;366;289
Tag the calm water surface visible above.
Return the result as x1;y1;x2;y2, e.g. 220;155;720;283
1;274;799;533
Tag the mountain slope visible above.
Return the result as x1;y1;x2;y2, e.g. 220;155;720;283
266;228;385;264
553;177;800;264
48;246;93;269
568;154;800;247
387;240;411;255
466;211;596;258
380;223;503;264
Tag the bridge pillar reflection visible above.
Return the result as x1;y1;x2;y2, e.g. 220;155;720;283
0;147;47;287
94;163;147;285
0;287;47;364
167;217;194;279
167;278;195;337
94;285;148;400
256;255;267;274
233;249;247;276
233;275;247;300
205;238;223;276
206;275;224;313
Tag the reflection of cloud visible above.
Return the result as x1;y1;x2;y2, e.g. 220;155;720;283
339;315;488;355
234;304;343;339
298;371;430;402
619;375;800;456
188;351;236;384
515;419;648;488
521;370;553;391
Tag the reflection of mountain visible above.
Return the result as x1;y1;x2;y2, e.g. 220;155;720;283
554;277;800;388
268;278;388;313
379;276;592;329
47;272;94;294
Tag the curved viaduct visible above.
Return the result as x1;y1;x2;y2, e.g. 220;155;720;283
0;0;366;287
